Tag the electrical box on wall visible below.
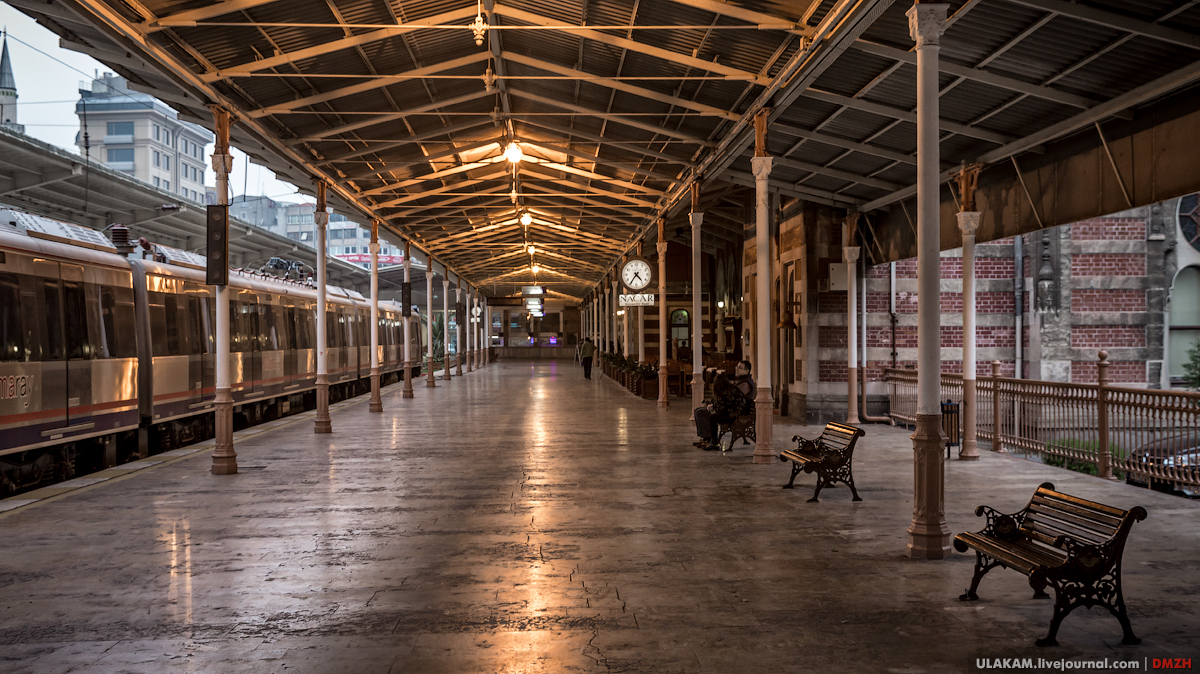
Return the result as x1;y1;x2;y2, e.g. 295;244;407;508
828;263;848;291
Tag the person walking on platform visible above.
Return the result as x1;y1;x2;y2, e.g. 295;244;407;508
693;373;754;451
580;338;595;380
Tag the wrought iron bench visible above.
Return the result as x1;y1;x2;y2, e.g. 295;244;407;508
778;422;866;502
954;482;1147;647
716;414;756;450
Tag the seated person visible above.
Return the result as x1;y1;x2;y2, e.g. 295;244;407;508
693;372;755;451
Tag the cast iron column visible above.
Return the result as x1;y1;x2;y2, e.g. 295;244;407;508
690;184;705;418
751;121;774;464
959;211;981;459
209;106;236;474
369;219;383;413
314;182;333;434
426;260;436;388
456;285;464;376
442;277;452;380
907;1;951;559
846;241;861;424
657;219;669;408
401;241;414;398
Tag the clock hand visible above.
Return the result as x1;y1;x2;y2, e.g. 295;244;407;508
633;272;643;282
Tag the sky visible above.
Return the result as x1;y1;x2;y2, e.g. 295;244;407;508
0;4;305;203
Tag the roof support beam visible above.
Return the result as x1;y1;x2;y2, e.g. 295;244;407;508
802;88;1017;145
252;54;492;118
1004;0;1200;50
0;165;82;196
495;5;772;86
772;122;915;165
518;141;680;182
322;119;496;163
375;169;511;208
147;0;283;29
516;118;696;165
507;88;715;145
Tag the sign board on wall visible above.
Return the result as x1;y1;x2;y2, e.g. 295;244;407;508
619;293;656;307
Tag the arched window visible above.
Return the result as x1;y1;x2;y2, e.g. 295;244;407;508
670;309;690;347
1169;266;1200;380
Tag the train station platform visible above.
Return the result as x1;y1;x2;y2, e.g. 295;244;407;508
1;361;1197;673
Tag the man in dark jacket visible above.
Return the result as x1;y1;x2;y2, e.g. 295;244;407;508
579;338;595;379
692;361;756;450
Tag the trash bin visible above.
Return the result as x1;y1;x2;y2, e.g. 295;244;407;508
941;400;961;459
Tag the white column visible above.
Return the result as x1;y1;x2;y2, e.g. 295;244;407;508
442;278;452;380
657;226;669;407
426;261;436;388
484;302;491;365
456;285;464;376
465;287;473;372
959;211;981;460
611;277;618;355
623;299;630;358
209;107;236;474
690;211;704;417
638;306;646;364
314;200;332;433
846;244;861;424
369;220;383;413
602;284;608;356
751;155;774;463
402;242;414;398
907;2;951;559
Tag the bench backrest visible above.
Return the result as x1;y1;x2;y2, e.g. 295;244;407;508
1021;483;1147;557
817;422;866;456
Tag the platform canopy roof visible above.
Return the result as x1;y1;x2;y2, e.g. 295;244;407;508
11;0;1200;299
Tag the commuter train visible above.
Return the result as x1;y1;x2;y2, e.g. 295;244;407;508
0;209;423;494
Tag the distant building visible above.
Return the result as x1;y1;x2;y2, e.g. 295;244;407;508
0;36;24;134
230;195;284;235
281;203;403;269
76;72;213;204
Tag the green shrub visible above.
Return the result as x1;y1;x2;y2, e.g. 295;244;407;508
1183;339;1200;391
1043;438;1125;479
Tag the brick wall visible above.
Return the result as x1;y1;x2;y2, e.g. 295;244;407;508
1072;289;1146;312
1071;219;1146;240
1070;326;1146;349
1071;253;1145;277
1070;360;1145;383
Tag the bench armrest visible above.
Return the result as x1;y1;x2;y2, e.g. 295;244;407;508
972;505;1026;542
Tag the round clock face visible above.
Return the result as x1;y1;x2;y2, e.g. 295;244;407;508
621;259;652;290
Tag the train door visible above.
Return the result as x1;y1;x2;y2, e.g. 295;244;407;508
248;299;264;394
31;258;67;431
60;264;93;427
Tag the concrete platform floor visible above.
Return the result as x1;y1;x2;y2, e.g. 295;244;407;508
1;361;1197;673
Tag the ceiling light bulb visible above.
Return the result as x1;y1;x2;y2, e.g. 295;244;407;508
505;143;524;163
519;212;532;226
531;264;541;274
528;246;536;255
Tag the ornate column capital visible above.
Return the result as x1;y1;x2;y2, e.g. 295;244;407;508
369;241;380;254
657;242;669;255
313;211;328;227
750;155;773;181
844;246;860;264
442;278;449;288
957;211;981;237
906;3;948;48
210;153;233;176
689;212;704;229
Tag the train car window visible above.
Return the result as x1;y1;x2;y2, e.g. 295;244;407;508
40;279;64;361
228;301;242;352
148;292;169;357
283;307;297;350
326;311;339;348
86;284;105;358
99;287;116;359
264;304;280;351
200;297;214;354
164;294;182;355
63;281;91;360
0;273;23;362
105;286;137;358
186;296;203;354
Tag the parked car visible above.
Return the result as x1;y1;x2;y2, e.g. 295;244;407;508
1125;432;1200;498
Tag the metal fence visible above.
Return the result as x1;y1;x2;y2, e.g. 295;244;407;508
884;353;1200;490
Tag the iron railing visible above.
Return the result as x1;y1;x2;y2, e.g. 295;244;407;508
884;352;1200;490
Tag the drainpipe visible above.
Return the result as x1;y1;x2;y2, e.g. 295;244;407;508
1014;235;1023;378
860;252;894;425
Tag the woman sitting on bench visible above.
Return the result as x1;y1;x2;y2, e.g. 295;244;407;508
693;372;755;451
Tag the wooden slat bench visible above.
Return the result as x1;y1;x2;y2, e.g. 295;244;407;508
954;482;1148;647
716;414;755;450
778;422;866;502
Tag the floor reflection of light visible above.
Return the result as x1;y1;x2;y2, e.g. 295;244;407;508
167;520;193;625
617;407;628;449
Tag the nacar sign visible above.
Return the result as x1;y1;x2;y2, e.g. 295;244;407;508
619;293;656;307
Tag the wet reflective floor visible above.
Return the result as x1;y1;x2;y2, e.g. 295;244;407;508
1;361;1197;673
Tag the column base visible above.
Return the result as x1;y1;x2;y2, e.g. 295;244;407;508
907;414;951;559
369;369;383;413
456;356;463;376
753;390;774;463
211;388;237;474
657;370;669;408
443;355;452;380
402;363;415;398
846;367;861;424
315;376;333;433
960;379;979;460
